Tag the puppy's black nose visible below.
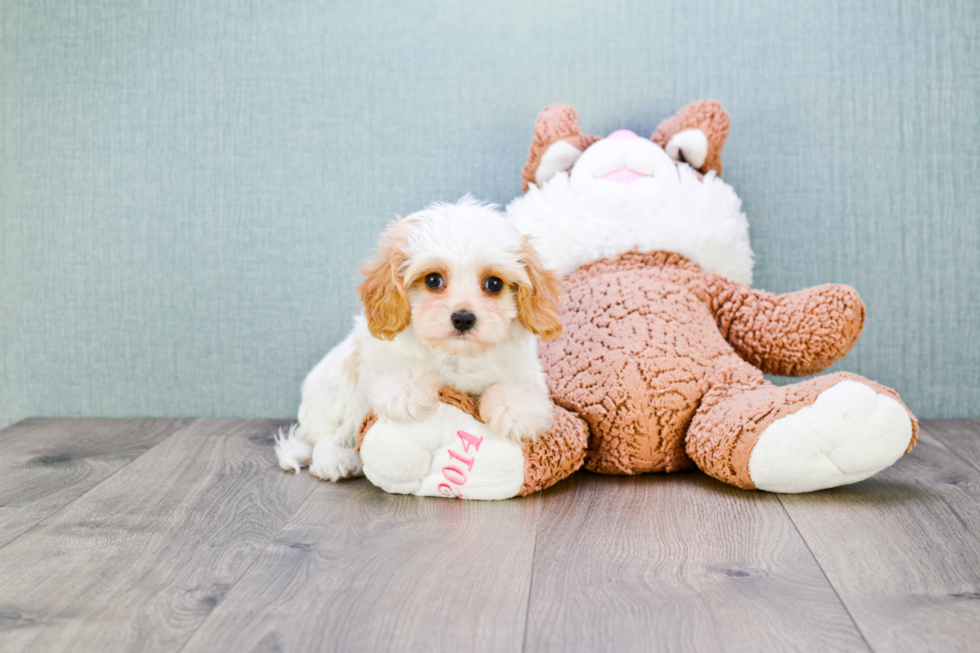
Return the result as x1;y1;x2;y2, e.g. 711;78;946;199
451;310;476;332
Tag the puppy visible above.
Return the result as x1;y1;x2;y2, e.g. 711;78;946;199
275;197;563;481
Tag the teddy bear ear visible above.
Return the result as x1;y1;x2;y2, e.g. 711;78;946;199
651;100;730;176
521;104;601;192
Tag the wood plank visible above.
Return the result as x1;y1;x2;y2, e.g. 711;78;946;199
921;420;980;473
524;473;867;653
779;429;980;653
181;478;540;653
0;418;190;548
0;419;319;653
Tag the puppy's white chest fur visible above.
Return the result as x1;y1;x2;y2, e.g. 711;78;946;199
425;326;538;396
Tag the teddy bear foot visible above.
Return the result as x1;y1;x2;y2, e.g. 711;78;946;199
356;387;590;500
359;402;528;500
747;379;914;493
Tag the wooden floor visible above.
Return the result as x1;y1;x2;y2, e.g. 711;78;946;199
0;419;978;652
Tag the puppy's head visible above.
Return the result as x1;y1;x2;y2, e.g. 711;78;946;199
358;197;562;356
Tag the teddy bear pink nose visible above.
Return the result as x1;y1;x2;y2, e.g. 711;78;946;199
607;129;639;140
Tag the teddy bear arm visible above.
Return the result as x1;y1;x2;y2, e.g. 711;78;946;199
703;273;866;376
519;404;590;496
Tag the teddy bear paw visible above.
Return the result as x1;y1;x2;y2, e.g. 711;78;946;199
748;380;913;493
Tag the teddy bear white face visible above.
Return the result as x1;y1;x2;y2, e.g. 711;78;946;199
568;129;678;197
507;127;755;285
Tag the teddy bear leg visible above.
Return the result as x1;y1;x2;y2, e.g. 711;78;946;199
686;371;917;493
357;387;588;500
359;401;527;500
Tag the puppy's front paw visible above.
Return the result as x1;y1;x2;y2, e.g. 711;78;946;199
374;373;440;422
479;384;554;444
309;442;363;482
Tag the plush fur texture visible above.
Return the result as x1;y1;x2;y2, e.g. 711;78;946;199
541;251;916;484
651;99;730;176
521;103;600;192
508;167;753;284
507;133;753;284
276;198;562;481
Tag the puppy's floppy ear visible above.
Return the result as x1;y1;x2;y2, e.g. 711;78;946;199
516;237;563;341
357;221;412;340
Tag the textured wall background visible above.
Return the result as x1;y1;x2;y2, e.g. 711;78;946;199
2;0;978;429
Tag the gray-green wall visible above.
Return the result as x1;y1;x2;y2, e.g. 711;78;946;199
2;0;978;428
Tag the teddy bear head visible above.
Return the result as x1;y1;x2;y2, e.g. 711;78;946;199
507;101;753;284
521;100;731;193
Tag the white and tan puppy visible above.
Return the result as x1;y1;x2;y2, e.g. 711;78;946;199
275;197;562;481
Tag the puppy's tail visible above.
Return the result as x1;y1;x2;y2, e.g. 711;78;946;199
274;424;313;473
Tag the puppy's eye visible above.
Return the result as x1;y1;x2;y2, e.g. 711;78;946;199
484;276;504;294
424;273;444;290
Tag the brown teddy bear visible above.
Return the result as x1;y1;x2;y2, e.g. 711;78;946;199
356;101;917;499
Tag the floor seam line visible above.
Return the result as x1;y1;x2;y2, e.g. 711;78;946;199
777;495;876;653
0;418;195;553
521;491;544;653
